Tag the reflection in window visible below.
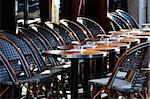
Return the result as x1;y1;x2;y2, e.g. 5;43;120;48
17;0;40;19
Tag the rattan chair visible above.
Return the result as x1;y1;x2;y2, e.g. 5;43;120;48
110;12;133;29
59;23;80;42
27;26;53;49
77;17;106;37
107;13;131;30
107;19;119;31
0;34;62;98
27;23;72;66
44;22;80;44
30;24;65;49
2;31;45;71
115;9;139;29
19;27;52;51
0;51;19;98
110;12;132;29
2;30;65;73
2;30;70;98
19;27;60;66
75;21;94;38
60;19;89;41
88;42;150;99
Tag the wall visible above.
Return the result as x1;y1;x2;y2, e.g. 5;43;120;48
128;0;150;28
127;0;139;24
148;0;150;22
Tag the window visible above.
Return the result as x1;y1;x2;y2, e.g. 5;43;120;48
17;0;40;19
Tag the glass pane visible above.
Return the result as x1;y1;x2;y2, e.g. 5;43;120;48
17;0;40;19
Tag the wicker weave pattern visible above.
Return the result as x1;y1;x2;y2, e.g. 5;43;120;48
0;39;26;77
121;49;146;70
0;61;11;82
78;17;105;37
53;25;74;44
36;26;61;49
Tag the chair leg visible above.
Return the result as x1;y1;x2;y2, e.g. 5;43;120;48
52;77;60;98
59;71;68;98
13;85;20;98
1;86;19;98
35;83;45;98
9;86;16;98
116;91;126;99
138;92;146;99
45;82;53;99
25;83;36;98
0;86;10;97
146;74;150;97
92;88;104;99
25;84;31;98
129;92;134;99
32;83;38;98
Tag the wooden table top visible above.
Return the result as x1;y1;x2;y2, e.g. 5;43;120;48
108;30;150;35
142;23;150;26
110;37;140;43
108;43;129;47
43;49;108;58
62;50;108;58
132;32;150;36
86;45;117;51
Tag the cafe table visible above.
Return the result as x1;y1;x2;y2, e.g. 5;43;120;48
86;44;119;73
57;44;74;50
132;35;150;43
131;31;150;36
108;42;129;55
108;30;149;43
108;30;130;35
108;30;150;35
43;49;108;98
142;23;150;31
94;41;130;55
110;37;140;47
142;23;150;27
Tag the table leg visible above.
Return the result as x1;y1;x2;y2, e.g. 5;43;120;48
109;51;116;72
96;57;105;78
130;42;137;47
140;38;147;43
83;58;91;98
119;46;127;57
71;59;79;98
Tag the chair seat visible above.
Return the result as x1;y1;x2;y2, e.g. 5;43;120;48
54;64;71;69
88;71;127;86
41;68;62;75
18;77;40;84
88;76;132;91
0;81;15;86
88;42;150;98
116;71;127;79
19;74;54;84
18;68;62;84
107;71;127;79
112;79;143;92
111;79;132;91
88;77;110;86
46;64;71;69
